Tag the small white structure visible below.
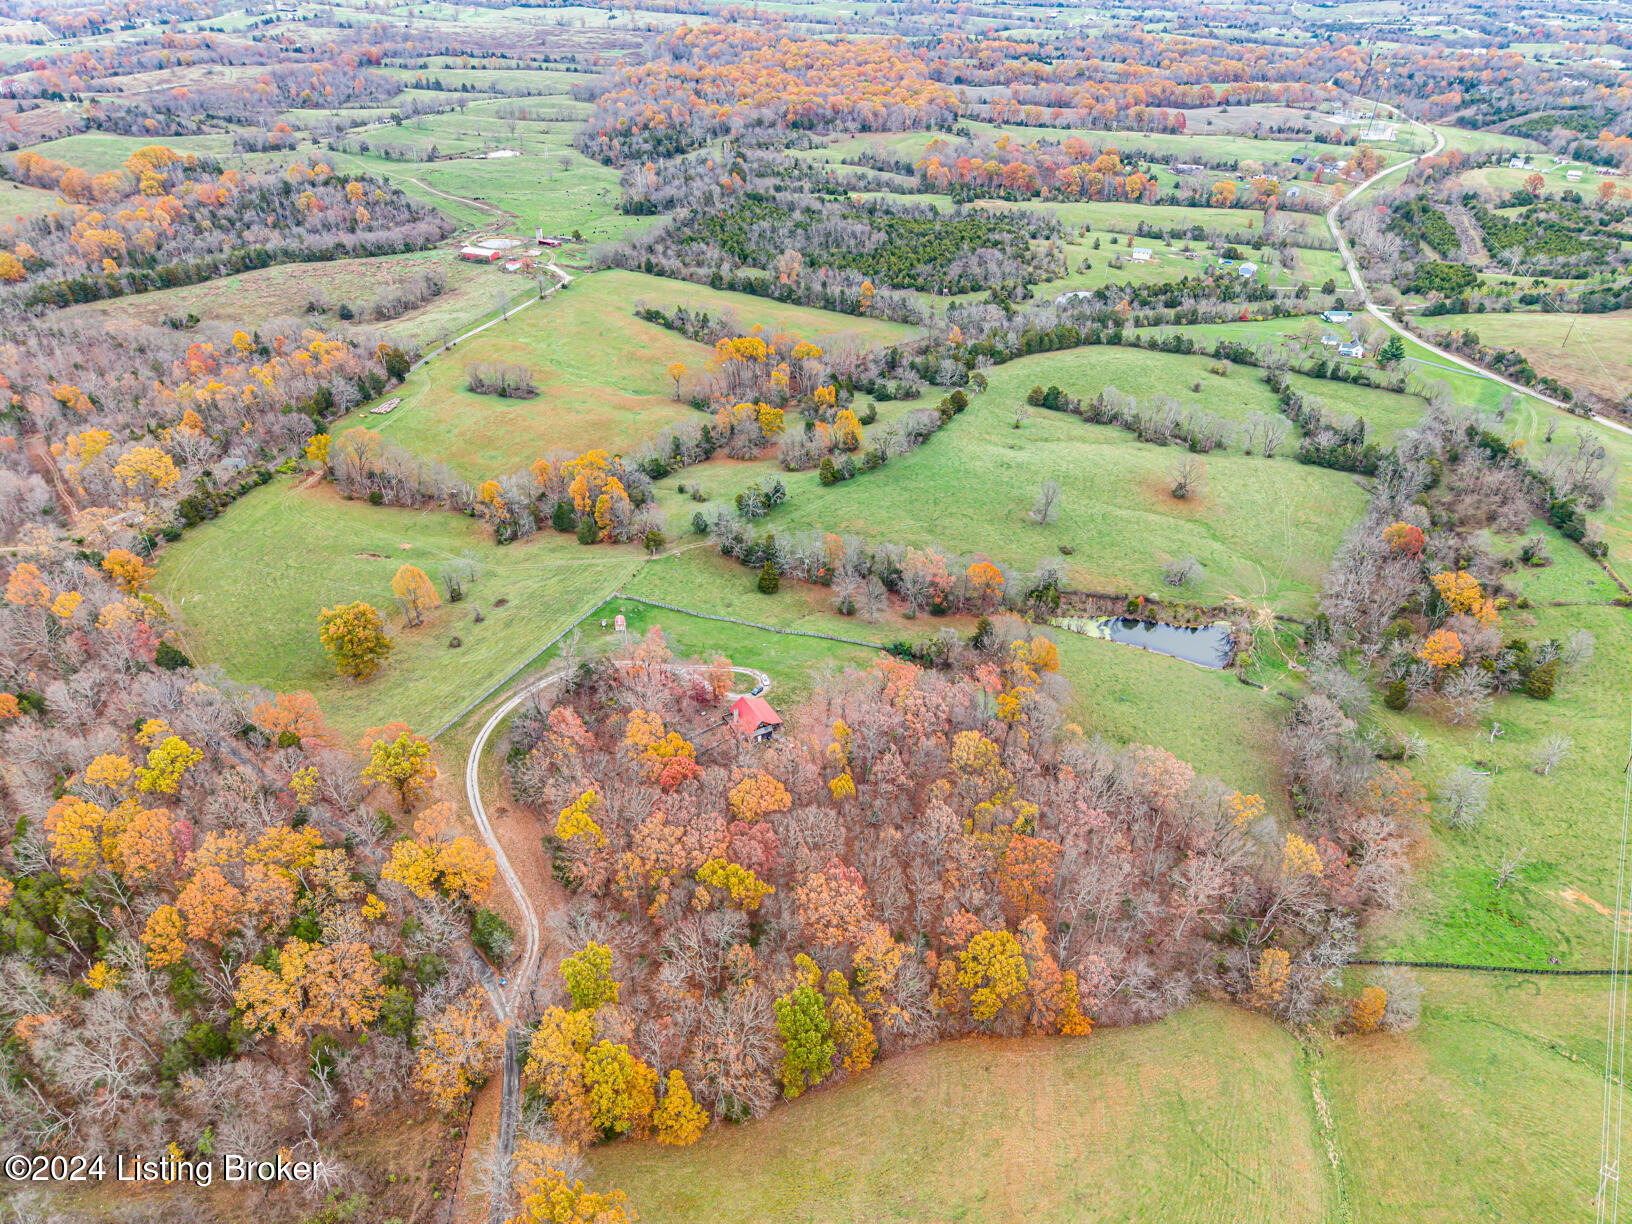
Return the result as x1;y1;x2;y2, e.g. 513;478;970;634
1509;157;1528;170
1566;169;1583;182
1322;309;1353;323
1237;262;1259;278
1128;246;1153;263
1320;334;1341;347
1338;341;1365;359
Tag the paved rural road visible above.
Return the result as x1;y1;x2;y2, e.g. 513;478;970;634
1325;117;1632;437
464;658;771;1223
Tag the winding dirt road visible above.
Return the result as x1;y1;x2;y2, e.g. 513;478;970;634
463;659;771;1223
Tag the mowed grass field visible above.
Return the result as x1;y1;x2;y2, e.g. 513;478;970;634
337;269;916;481
153;478;637;735
1327;971;1605;1223
63;248;517;350
593;1004;1335;1224
1422;310;1632;406
591;972;1607;1224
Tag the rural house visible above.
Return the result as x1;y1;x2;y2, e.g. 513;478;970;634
730;695;782;742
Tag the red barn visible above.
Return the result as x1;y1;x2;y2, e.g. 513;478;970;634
459;245;502;263
729;695;781;742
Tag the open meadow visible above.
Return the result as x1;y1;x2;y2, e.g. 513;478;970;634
592;975;1609;1224
593;1005;1336;1224
334;268;916;480
152;478;639;734
1421;310;1632;407
62;247;519;349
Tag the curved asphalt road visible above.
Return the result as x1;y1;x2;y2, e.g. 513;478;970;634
1325;115;1632;437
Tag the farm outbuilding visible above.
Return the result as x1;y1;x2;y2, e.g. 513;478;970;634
730;695;782;742
459;246;503;263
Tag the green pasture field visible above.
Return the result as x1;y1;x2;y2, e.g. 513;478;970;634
377;66;588;94
329;137;631;242
23;132;235;172
825;118;1393;176
0;179;70;223
1429;124;1546;157
333;269;913;481
593;1004;1334;1223
975;197;1332;245
1329;971;1604;1223
1368;601;1629;967
593;975;1609;1224
741;348;1365;614
153;478;639;736
334;273;710;481
1420;310;1632;407
61;248;515;350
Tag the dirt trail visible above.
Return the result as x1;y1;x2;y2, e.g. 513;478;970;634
22;432;78;519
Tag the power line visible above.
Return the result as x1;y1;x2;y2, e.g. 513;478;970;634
1595;685;1632;1224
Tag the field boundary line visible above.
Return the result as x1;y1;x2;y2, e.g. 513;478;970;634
1352;958;1629;976
609;592;887;650
426;600;604;740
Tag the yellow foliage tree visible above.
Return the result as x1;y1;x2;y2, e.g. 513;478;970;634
319;601;394;680
361;726;435;812
391;563;439;627
957;929;1029;1023
727;772;791;822
142;904;187;968
556;790;607;847
1250;947;1290;1008
1351;985;1387;1033
695;858;774;911
101;548;154;594
1282;832;1323;877
413;987;506;1113
651;1070;706;1145
136;735;202;794
111;445;180;493
507;1166;635;1224
234;937;386;1042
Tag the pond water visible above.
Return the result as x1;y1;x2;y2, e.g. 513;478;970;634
1051;616;1234;669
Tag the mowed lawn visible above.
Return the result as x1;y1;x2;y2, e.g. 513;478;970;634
593;1004;1334;1224
1327;971;1605;1224
763;349;1367;613
337;269;917;482
154;478;637;735
591;972;1606;1224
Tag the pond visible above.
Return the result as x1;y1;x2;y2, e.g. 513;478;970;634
1051;615;1235;669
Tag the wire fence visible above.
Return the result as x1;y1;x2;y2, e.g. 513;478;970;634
1352;958;1629;977
427;591;887;739
610;592;888;650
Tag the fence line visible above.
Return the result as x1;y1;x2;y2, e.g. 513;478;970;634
610;592;888;650
426;604;601;741
1352;958;1626;977
428;593;887;740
